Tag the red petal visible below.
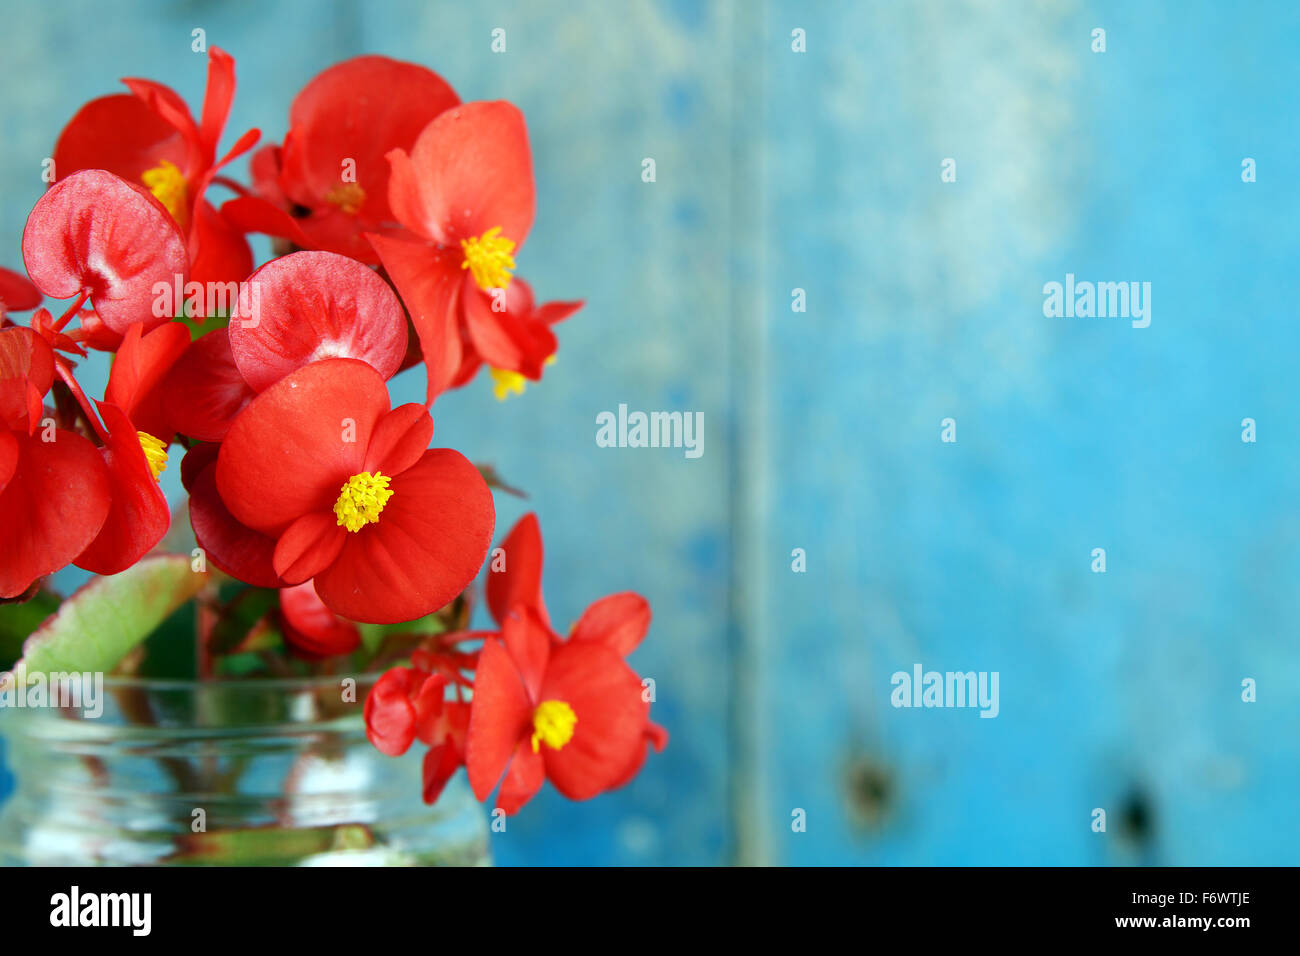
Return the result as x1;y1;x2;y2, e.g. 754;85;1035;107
460;274;557;376
570;592;652;657
179;440;218;491
22;170;189;334
313;448;495;623
279;580;360;657
0;327;54;432
281;56;459;231
486;512;548;628
0;429;111;598
501;604;552;702
73;403;170;575
497;738;545;815
386;101;535;247
534;300;584;326
219;195;310;248
188;200;253;288
0;267;41;314
228;251;407;392
0;430;16;493
272;511;347;584
249;145;288;206
121;77;200;170
363;403;433;476
421;742;462;805
364;667;419;757
162;330;255;442
52;94;187;186
464;637;532;801
539;641;648;801
197;47;236;166
187;453;283;588
104;321;190;440
366;234;463;403
607;719;669;791
216;358;388;535
412;673;448;746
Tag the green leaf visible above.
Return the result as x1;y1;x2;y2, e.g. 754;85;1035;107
15;556;209;677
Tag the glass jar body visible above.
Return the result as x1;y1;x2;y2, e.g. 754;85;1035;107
0;676;488;866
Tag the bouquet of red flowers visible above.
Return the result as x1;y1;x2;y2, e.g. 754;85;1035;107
0;49;663;821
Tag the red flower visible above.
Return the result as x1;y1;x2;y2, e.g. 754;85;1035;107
449;278;583;399
223;56;460;265
465;605;648;814
366;101;582;401
52;47;258;286
22;169;189;339
0;327;111;597
278;580;361;658
364;642;480;804
213;357;494;623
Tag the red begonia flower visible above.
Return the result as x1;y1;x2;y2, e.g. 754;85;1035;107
367;101;547;401
22;170;189;335
226;251;407;392
279;580;361;658
364;665;450;757
161;330;255;441
73;402;170;575
215;358;494;623
452;277;583;397
104;321;190;442
52;47;257;287
224;56;460;265
465;606;648;814
0;267;40;321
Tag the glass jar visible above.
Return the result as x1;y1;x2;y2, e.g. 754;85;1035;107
0;675;489;866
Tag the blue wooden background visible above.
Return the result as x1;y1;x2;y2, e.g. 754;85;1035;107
2;0;1298;865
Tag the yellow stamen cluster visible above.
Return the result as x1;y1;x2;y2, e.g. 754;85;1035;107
489;367;527;402
140;160;189;227
461;226;516;291
489;355;556;402
137;432;168;481
325;182;367;215
333;471;393;532
531;699;577;753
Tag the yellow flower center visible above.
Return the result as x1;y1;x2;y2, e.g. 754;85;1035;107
488;356;555;402
333;471;393;532
140;160;189;227
461;226;516;291
531;700;577;753
488;367;527;402
137;432;168;481
325;182;367;215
